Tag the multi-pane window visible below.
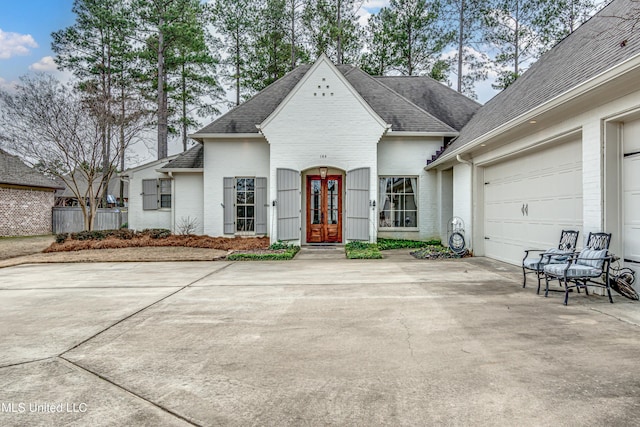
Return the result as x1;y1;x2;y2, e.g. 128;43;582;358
378;177;417;228
159;178;172;208
236;178;255;232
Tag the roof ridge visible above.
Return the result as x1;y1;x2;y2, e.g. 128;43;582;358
349;68;457;133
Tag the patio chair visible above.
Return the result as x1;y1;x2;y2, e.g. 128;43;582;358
522;230;579;292
543;232;613;305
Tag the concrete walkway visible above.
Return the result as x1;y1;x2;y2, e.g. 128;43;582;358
1;253;640;426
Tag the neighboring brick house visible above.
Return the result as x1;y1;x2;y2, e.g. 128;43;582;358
0;149;63;236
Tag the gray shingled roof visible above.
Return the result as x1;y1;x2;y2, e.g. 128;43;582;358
374;75;481;131
0;149;62;189
339;65;457;133
162;144;203;169
196;65;312;134
194;60;478;137
440;0;640;158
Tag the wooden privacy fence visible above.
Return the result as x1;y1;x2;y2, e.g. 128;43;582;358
52;207;128;234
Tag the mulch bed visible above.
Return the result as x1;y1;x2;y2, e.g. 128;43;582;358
44;235;271;253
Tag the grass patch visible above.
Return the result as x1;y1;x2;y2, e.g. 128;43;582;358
345;241;383;259
377;238;442;250
227;241;300;261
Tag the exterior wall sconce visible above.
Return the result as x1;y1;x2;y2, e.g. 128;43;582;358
319;167;328;179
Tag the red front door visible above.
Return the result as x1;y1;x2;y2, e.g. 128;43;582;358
306;175;342;243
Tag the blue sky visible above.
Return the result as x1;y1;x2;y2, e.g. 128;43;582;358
0;0;75;87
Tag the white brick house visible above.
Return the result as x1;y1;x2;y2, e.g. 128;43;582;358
125;54;478;245
126;0;640;278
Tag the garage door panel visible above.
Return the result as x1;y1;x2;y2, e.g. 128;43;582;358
483;139;583;266
624;155;640;263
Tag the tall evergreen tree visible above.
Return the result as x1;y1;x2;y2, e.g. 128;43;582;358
361;7;396;75
535;0;600;51
481;0;546;89
246;0;292;93
168;4;223;152
212;0;256;106
302;0;363;65
52;0;131;204
394;0;453;76
442;0;489;98
133;0;211;159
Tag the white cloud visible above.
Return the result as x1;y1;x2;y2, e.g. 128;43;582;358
0;28;38;59
0;76;17;91
358;0;390;26
29;56;58;72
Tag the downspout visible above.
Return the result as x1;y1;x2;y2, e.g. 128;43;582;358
168;171;175;233
456;155;474;253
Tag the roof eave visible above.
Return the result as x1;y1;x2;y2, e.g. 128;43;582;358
188;132;264;142
425;52;640;170
386;131;458;138
159;168;203;173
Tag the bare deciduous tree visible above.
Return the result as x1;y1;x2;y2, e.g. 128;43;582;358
0;74;146;230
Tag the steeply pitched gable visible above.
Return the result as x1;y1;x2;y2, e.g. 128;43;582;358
192;57;477;138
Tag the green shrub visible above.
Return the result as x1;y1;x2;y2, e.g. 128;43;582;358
120;222;128;229
269;240;291;250
140;228;172;239
55;233;69;244
377;238;442;250
345;241;383;259
228;245;300;261
71;230;109;241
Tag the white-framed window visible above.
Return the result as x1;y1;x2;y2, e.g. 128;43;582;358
236;177;255;232
159;178;172;208
378;177;418;228
142;178;172;210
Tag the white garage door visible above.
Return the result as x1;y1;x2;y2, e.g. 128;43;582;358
623;120;640;279
483;139;583;265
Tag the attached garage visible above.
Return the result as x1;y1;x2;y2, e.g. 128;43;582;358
482;138;583;265
623;119;640;276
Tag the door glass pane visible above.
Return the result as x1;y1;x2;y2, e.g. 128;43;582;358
310;179;321;224
237;219;245;232
329;209;338;224
236;192;246;204
237;206;245;218
245;178;255;191
237;178;245;192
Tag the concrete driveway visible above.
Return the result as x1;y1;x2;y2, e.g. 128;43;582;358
1;252;640;426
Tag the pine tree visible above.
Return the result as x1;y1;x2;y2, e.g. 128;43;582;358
52;0;131;204
302;0;363;65
212;0;256;106
442;0;489;98
361;7;396;76
133;0;211;159
481;0;546;89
